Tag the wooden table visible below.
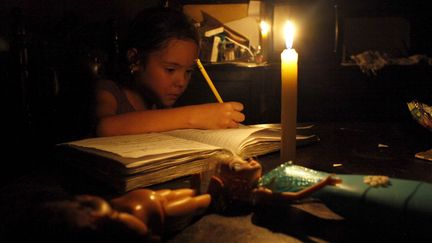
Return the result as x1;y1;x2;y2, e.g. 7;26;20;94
1;121;431;242
165;121;431;242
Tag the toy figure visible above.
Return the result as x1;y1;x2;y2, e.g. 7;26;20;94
9;159;430;242
208;158;432;228
256;161;432;219
109;188;210;238
207;157;340;212
10;188;211;242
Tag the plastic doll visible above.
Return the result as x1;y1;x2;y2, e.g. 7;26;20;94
10;188;211;242
109;188;210;238
257;161;432;224
208;158;432;228
207;157;341;212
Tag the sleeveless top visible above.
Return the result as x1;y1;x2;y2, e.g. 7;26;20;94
95;79;136;114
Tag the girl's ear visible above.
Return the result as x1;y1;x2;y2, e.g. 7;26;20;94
127;48;139;63
127;48;140;74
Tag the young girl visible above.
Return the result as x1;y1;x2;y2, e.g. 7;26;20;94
95;7;245;137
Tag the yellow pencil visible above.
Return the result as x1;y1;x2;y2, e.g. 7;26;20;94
196;59;224;103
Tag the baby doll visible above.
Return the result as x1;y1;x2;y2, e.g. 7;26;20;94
8;188;210;242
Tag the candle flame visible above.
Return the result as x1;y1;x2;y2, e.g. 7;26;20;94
260;20;270;36
284;21;295;49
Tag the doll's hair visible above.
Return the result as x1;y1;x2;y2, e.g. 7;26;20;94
126;6;200;66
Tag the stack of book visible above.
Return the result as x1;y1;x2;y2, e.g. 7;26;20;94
58;125;318;193
199;11;250;63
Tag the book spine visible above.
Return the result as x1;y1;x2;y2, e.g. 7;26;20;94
205;27;224;37
210;36;221;63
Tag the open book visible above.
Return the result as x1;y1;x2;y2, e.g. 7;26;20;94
58;125;318;192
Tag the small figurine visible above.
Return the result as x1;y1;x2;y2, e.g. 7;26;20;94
208;158;432;228
13;188;211;242
207;157;340;212
109;188;211;238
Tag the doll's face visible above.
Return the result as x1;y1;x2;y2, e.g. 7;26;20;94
136;38;198;107
209;159;262;206
219;159;262;185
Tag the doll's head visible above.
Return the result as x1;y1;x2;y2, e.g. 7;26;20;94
217;157;262;187
208;157;262;213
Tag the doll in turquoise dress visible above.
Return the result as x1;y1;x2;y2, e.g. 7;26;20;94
207;157;432;229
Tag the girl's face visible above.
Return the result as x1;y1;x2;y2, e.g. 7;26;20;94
136;39;198;107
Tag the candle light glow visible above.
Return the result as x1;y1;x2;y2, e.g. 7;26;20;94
284;21;295;49
260;20;270;38
259;20;270;62
280;21;298;162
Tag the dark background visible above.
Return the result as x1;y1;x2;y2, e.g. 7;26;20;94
1;0;431;185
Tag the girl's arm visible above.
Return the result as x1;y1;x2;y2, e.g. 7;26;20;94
95;91;245;137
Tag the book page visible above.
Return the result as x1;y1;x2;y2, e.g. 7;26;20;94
164;125;318;159
66;133;221;159
163;127;276;157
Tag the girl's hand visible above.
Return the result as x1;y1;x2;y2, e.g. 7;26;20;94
188;102;245;129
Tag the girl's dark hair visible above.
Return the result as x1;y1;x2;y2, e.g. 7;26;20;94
126;7;200;65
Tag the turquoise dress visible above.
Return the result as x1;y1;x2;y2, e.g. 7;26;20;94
258;162;432;225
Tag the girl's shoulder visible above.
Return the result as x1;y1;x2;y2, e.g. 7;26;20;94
95;79;136;114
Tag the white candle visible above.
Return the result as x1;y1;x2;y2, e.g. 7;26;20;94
281;21;298;162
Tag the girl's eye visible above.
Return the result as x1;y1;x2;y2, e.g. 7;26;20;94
165;68;175;73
